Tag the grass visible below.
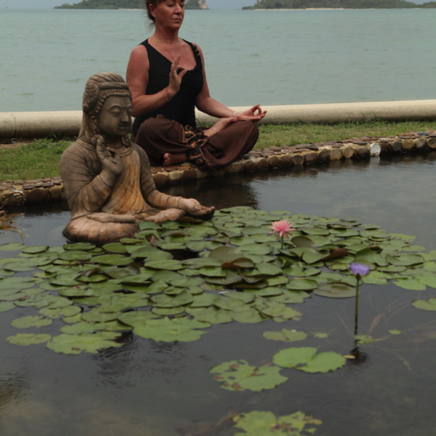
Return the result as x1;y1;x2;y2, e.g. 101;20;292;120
0;120;434;182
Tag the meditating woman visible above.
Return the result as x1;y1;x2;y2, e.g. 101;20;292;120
60;72;214;244
126;0;266;171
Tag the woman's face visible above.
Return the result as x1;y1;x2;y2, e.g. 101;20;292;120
151;0;185;30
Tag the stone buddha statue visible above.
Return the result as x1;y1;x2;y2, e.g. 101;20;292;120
60;72;214;244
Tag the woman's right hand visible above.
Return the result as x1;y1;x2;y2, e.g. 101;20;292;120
167;56;188;98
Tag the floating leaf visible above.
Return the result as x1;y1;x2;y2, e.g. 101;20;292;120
232;308;267;324
21;246;49;254
46;332;122;354
313;283;356;299
210;360;287;392
11;316;52;329
152;290;194;308
7;333;51;346
0;243;25;251
117;311;160;327
386;254;424;267
273;347;317;368
144;259;183;271
40;305;81;319
287;278;318;291
263;329;308;342
393;277;426;291
58;251;93;262
355;334;377;345
412;298;436;311
92;254;133;266
233;411;322;436
134;317;209;342
189;307;233;324
0;301;15;312
273;347;346;373
63;242;95;251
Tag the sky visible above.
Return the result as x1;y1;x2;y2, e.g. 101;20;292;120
0;0;257;9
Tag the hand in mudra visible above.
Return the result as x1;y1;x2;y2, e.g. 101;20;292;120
96;143;122;176
235;104;267;123
180;198;215;220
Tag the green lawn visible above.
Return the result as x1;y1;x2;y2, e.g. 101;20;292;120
0;120;434;182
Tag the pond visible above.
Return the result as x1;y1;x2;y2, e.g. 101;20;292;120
1;154;436;436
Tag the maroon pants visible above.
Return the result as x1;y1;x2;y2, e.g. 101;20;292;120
133;116;259;170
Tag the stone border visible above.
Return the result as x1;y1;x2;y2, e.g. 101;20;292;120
1;130;435;208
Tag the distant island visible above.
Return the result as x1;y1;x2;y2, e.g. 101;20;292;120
55;0;209;9
243;0;436;8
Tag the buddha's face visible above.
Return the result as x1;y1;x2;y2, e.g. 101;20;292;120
94;95;132;138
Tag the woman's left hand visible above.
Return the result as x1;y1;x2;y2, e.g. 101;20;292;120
234;104;267;122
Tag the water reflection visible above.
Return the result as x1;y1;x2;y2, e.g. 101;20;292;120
1;155;436;435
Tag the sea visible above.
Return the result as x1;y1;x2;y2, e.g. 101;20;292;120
1;7;436;113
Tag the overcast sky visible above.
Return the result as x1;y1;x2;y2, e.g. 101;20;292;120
0;0;257;9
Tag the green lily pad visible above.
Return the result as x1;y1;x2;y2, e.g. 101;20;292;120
273;347;346;373
313;283;356;299
63;242;95;251
393;277;426;291
21;246;49;254
92;254;133;266
210;359;287;392
0;243;25;251
58;251;93;262
117;311;160;326
0;301;15;312
189;307;233;324
287;278;318;291
134;317;209;342
102;242;128;254
263;329;308;342
7;333;51;346
232;308;267;324
412;298;436;311
151;290;194;308
46;332;122;354
144;259;183;271
11;315;52;328
39;305;81;319
233;411;322;436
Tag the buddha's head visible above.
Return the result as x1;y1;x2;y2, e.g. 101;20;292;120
80;72;132;141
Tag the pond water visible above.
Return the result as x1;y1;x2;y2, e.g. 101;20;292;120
1;154;436;436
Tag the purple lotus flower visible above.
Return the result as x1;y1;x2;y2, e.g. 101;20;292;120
350;263;370;278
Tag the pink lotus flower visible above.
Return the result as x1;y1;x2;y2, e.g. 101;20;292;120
270;220;295;241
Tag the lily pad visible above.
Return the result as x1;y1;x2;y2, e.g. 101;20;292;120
11;315;52;329
92;254;133;266
273;347;346;373
7;333;51;346
263;329;308;342
210;360;287;392
313;283;356;299
46;332;122;354
412;298;436;311
233;411;322;436
134;317;209;342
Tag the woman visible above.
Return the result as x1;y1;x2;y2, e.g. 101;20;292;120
126;0;266;171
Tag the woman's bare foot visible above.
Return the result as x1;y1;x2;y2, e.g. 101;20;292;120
163;152;188;166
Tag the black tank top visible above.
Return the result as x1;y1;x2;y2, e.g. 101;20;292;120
132;39;204;135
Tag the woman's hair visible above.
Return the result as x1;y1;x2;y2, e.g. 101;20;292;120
79;72;132;143
144;0;164;24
